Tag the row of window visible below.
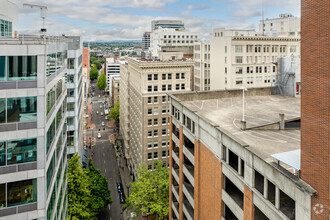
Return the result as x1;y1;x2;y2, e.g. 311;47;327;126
0;138;37;167
47;79;64;116
0;179;37;209
147;107;169;115
163;40;198;44
234;45;293;53
147;84;185;92
235;76;276;85
233;55;280;64
0;19;12;37
147;140;169;149
0;97;37;124
234;66;276;74
148;117;169;126
147;129;169;137
148;73;185;81
0;56;37;81
147;150;170;160
147;95;168;104
163;35;198;39
46;52;67;77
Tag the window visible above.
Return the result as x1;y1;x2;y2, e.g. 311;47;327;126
162;73;166;80
162;117;167;125
148;119;152;126
236;67;243;74
290;46;296;53
168;73;172;79
181;73;185;79
148;74;152;81
273;66;276;72
67;58;74;69
6;138;37;165
162;107;166;114
154;107;158;115
148;108;152;115
7;179;37;207
168;84;172;91
154;85;158;92
181;84;185;89
7;97;37;123
7;56;38;81
154;142;158;148
154;130;158;137
176;73;180;79
148;97;152;104
176;84;180;90
162;140;167;147
154;152;158;159
162;151;166;157
246;45;253;53
148;142;152;149
162;96;166;103
235;56;243;63
225;67;227;74
236;78;243;85
148;131;152;137
235;45;243;53
154;118;158;125
148;153;152;159
0;19;13;37
162;129;167;136
225;46;227;53
0;99;5;123
148;86;152;92
154;96;158;103
0;56;5;81
154;74;158;80
162;85;166;91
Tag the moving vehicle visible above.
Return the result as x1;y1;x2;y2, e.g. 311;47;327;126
101;122;105;126
97;133;101;138
117;183;123;193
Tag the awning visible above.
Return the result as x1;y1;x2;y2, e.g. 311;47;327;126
271;149;300;170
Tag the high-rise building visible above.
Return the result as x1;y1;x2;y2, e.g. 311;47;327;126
168;88;316;220
301;0;329;218
259;14;300;37
193;41;210;91
119;57;193;178
210;28;300;90
142;32;151;51
105;57;120;104
0;0;18;38
110;75;120;107
151;20;185;31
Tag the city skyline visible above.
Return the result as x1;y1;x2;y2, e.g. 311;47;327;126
16;0;300;41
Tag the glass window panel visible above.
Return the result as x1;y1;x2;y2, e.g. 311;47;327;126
7;179;37;207
47;53;56;77
46;119;56;153
6;138;37;165
7;97;37;123
0;142;5;166
0;99;5;123
47;87;56;115
57;52;63;69
0;183;5;208
0;56;5;81
47;154;55;192
7;56;37;81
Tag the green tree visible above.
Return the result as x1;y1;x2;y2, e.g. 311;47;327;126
108;100;119;123
90;57;97;65
99;58;105;64
131;51;137;56
125;160;169;220
86;160;112;213
95;62;102;70
121;52;126;56
68;154;95;220
90;67;98;81
97;72;107;91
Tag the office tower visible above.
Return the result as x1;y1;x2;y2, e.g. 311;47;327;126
151;20;185;31
193;41;210;91
259;14;300;37
142;32;151;51
120;57;193;179
301;0;330;218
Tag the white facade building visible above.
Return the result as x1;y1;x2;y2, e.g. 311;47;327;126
193;41;210;91
0;0;18;37
210;28;300;90
151;20;184;31
105;57;120;99
149;29;200;58
259;14;300;37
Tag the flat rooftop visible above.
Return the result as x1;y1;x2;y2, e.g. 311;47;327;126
175;89;301;172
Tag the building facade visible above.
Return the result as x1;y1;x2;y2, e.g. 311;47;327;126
119;57;193;178
105;57;120;99
210;28;300;90
151;20;185;31
168;88;316;220
193;41;210;91
110;76;120;107
0;0;18;38
301;0;330;219
142;32;151;51
259;14;300;37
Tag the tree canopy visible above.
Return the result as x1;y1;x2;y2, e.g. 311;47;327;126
68;154;112;220
108;100;119;123
125;160;169;220
90;67;98;81
97;72;107;91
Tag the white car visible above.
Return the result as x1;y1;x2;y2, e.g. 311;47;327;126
101;122;105;126
100;105;103;108
101;112;104;116
97;133;101;138
105;116;108;120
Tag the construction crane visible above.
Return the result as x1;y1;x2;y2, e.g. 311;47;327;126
23;3;48;33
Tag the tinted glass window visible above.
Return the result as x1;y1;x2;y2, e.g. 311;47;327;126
7;97;37;123
7;138;37;165
0;56;5;81
7;56;37;81
7;179;37;207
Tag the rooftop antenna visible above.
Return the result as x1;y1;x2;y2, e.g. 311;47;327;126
23;3;48;33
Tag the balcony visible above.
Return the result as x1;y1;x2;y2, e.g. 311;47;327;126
183;145;194;165
172;184;179;202
172;123;180;139
183;194;194;220
183;182;194;208
172;149;179;165
172;201;179;220
172;165;179;183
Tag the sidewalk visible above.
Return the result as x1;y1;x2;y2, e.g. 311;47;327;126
86;101;95;129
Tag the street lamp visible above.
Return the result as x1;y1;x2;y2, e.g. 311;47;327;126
240;87;248;122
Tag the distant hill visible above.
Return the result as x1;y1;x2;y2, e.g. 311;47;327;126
84;40;141;44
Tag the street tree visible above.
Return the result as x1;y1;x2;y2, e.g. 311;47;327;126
90;67;98;81
108;100;119;123
125;160;169;220
95;61;102;70
121;52;126;56
86;160;112;213
68;154;95;219
97;72;107;91
131;51;137;56
90;57;97;65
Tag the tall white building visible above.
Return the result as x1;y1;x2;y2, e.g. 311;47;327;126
149;29;200;58
151;20;184;31
105;57;120;99
210;28;300;90
0;0;18;37
259;14;300;37
193;41;210;91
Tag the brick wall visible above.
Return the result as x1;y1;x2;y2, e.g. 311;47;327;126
194;141;222;219
83;47;89;68
243;186;254;220
301;0;330;219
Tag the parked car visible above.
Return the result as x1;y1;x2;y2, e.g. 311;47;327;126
85;114;88;118
105;116;108;120
92;92;95;96
117;183;123;193
96;111;99;115
100;112;104;116
100;105;103;108
97;133;101;139
101;122;105;126
119;192;126;204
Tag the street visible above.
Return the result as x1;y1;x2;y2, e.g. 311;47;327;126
85;77;124;220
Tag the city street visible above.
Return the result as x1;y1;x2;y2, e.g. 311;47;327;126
85;78;124;220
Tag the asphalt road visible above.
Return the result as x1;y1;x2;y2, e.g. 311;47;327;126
85;79;123;220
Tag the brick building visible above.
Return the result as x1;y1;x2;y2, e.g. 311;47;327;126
301;0;330;219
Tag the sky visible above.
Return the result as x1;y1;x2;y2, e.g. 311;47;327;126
15;0;301;41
